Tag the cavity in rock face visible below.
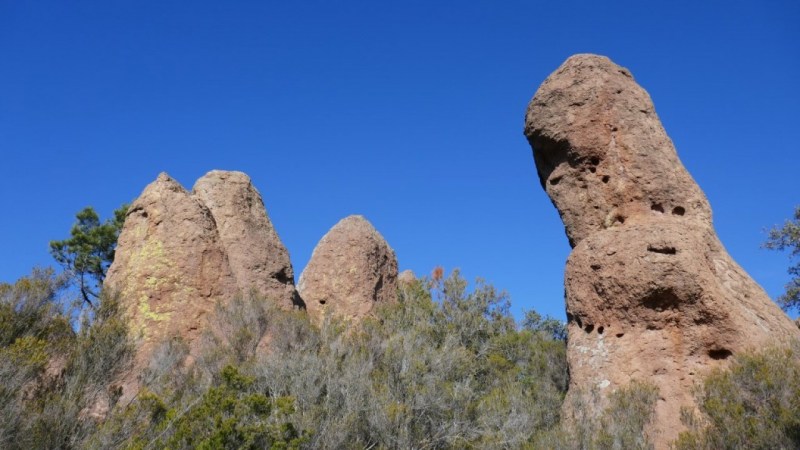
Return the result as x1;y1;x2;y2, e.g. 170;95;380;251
298;215;398;324
524;54;799;448
105;170;299;403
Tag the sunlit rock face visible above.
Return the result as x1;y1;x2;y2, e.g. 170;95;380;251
525;54;800;448
298;215;398;324
106;170;299;401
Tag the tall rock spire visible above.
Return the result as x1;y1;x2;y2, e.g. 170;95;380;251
524;54;799;447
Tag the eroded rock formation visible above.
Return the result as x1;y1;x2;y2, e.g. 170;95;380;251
298;215;398;323
106;170;298;372
193;170;300;310
524;54;800;447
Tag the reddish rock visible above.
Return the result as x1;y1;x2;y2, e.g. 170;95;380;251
106;173;234;359
106;170;299;401
193;170;301;309
398;269;416;286
298;215;398;323
524;54;800;448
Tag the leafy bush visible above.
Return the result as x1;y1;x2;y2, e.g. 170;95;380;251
532;380;659;450
98;270;569;449
675;345;800;450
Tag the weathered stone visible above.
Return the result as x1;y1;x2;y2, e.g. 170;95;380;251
106;170;299;402
298;215;398;323
193;170;301;309
106;173;234;358
525;54;800;448
398;269;416;286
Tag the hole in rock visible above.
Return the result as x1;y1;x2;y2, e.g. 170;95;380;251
590;156;600;166
549;176;561;186
319;299;327;305
616;333;624;338
590;264;602;271
597;326;604;334
672;206;686;216
614;215;626;225
575;316;583;328
584;324;594;333
602;175;610;183
589;167;596;173
708;349;732;360
651;203;665;213
647;245;677;255
275;268;293;284
642;289;680;311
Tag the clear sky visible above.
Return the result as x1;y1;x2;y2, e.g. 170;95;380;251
1;1;798;321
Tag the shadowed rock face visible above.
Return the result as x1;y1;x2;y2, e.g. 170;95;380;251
105;170;298;399
298;215;398;324
525;54;799;448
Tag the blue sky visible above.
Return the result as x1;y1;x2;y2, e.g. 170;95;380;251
1;1;798;320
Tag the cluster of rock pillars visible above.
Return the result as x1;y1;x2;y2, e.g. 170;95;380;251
105;54;799;449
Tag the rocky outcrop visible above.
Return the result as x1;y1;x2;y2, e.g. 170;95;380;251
298;215;398;323
106;170;298;388
193;170;300;310
524;54;800;447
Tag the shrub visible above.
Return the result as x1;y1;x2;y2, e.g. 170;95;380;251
675;345;800;450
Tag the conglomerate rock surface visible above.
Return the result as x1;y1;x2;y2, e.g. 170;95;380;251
524;54;800;447
298;215;398;324
105;170;298;396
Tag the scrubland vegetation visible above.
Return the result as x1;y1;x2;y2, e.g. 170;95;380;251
1;205;799;448
1;267;798;449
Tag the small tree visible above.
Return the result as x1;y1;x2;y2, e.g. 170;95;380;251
49;205;128;309
764;206;800;312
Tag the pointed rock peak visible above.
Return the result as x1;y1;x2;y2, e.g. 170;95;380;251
299;215;398;324
145;172;189;195
192;169;298;309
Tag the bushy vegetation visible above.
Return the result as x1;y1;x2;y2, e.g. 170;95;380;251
3;264;799;448
94;271;570;449
3;205;800;448
0;269;132;449
675;345;800;450
765;206;800;312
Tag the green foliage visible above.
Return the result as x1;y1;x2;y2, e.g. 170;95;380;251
143;365;307;449
0;267;71;347
764;206;800;311
675;346;800;450
0;267;133;450
95;270;569;449
50;205;128;308
532;380;659;450
522;309;567;341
